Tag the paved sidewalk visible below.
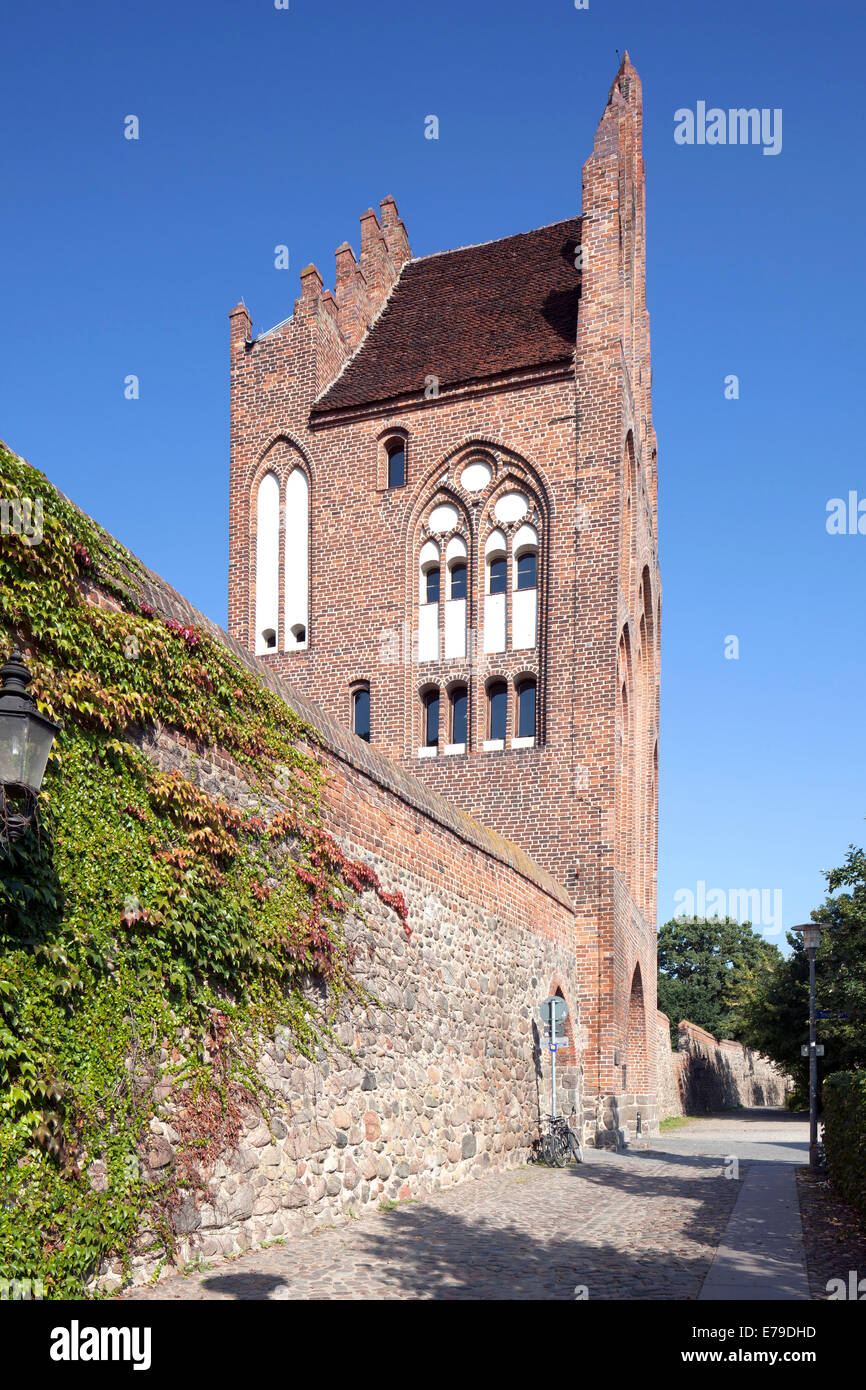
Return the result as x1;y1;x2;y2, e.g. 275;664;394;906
650;1109;811;1300
699;1163;810;1300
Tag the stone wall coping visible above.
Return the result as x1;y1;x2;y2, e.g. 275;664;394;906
57;482;573;913
677;1019;743;1050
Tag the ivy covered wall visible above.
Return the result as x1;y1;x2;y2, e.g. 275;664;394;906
0;442;580;1296
0;442;410;1294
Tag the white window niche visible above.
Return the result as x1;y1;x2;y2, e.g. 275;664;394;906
512;586;537;651
510;736;536;749
444;742;466;756
417;746;437;759
418;602;440;662
444;598;467;659
284;468;310;652
483;592;506;654
254;471;280;656
482;738;505;752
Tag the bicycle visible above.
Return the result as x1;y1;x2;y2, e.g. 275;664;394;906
539;1110;583;1166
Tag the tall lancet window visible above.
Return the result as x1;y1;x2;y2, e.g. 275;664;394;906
483;529;507;654
254;471;280;654
418;540;440;663
284;468;309;649
512;523;538;650
444;535;467;659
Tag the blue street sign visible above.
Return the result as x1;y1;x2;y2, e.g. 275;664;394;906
816;1009;830;1018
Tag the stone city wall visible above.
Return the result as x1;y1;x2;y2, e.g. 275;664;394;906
656;1012;790;1121
82;542;585;1287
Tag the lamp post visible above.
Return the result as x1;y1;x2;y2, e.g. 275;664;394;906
0;646;60;848
792;922;832;1171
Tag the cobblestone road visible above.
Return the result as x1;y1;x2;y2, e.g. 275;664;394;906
121;1111;809;1300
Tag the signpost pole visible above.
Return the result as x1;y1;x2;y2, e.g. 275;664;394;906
539;996;567;1124
808;946;818;1171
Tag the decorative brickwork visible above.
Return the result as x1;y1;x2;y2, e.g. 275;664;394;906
228;55;661;1139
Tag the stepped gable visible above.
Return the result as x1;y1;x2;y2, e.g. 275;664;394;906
312;216;582;415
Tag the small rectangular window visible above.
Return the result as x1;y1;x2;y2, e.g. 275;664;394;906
352;688;370;742
450;562;467;601
517;681;536;739
488;557;507;595
451;687;468;746
488;683;507;741
387;445;405;489
424;691;439;747
516;552;537;591
425;567;440;604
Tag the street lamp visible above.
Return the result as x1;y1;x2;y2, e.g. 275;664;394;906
0;646;60;848
792;921;832;1171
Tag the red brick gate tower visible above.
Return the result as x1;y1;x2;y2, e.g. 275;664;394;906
227;55;660;1142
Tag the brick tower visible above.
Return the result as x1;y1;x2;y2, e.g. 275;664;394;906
228;55;661;1138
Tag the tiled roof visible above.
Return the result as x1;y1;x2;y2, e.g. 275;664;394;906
312;216;581;415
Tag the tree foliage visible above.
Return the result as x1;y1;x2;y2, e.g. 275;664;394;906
738;842;866;1097
657;915;782;1047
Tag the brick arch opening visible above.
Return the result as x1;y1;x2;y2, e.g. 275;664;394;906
375;424;410;491
616;625;633;881
625;963;649;1095
621;431;637;598
545;974;577;1065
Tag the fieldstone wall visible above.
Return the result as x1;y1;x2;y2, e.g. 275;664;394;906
101;721;583;1290
656;1012;790;1120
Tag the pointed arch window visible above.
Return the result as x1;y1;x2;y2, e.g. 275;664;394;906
284;467;309;650
484;529;507;654
515;677;536;743
444;535;467;659
486;680;507;745
621;436;636;597
418;540;440;662
422;683;439;750
387;441;406;489
352;685;370;742
512;523;538;650
254;471;280;656
448;684;468;752
488;557;507;594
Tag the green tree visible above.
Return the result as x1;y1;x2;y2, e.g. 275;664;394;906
657;915;782;1047
739;842;866;1097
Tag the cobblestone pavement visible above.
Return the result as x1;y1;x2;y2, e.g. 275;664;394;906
119;1112;811;1301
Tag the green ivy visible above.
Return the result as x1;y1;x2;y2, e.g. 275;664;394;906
0;442;407;1296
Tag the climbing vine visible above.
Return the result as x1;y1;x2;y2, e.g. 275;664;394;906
0;442;407;1296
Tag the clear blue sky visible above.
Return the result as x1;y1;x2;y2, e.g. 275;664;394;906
2;0;864;940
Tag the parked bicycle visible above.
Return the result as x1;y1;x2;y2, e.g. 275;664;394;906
538;1109;583;1166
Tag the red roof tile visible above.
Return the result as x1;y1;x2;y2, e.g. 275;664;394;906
312;216;581;415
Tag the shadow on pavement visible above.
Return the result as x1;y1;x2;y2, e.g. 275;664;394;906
194;1155;752;1301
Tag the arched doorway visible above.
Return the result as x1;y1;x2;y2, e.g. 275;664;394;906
625;963;649;1096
